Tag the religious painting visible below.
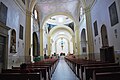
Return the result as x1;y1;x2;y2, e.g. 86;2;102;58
10;29;16;53
19;25;24;40
109;1;119;26
93;21;98;36
0;2;8;25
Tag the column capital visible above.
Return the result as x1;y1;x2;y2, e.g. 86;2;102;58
84;7;91;13
75;26;79;31
40;28;43;31
47;34;51;38
83;0;95;13
72;34;75;37
26;10;32;16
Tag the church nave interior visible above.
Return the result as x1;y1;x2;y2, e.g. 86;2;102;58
0;0;120;80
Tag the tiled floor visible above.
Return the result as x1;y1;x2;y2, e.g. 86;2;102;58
51;57;79;80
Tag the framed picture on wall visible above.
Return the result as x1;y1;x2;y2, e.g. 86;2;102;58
109;1;119;26
19;25;24;40
0;2;8;25
93;21;98;36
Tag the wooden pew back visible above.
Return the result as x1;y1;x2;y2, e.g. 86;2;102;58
0;73;41;80
93;71;120;80
85;66;120;80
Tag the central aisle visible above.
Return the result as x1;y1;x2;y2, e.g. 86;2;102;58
52;57;79;80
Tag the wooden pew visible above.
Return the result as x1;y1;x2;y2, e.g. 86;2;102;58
0;73;41;80
11;66;47;80
93;71;120;80
10;58;58;80
77;61;119;80
30;58;59;77
65;56;119;80
65;57;103;78
16;58;58;80
84;66;120;80
27;66;50;80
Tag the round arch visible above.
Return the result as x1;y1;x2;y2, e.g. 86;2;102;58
53;36;71;55
49;25;74;36
41;12;77;29
101;24;109;47
33;32;39;57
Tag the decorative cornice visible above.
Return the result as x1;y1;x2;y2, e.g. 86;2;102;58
0;22;11;30
13;0;26;14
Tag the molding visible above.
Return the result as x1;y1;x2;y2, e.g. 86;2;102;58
91;0;97;9
13;0;26;14
0;22;11;36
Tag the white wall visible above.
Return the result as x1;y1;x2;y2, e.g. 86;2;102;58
0;0;26;68
91;0;120;61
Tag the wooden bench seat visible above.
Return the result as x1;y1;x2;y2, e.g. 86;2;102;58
0;73;41;80
11;58;59;80
84;66;120;80
9;58;59;80
65;57;119;80
2;68;45;80
11;67;48;80
93;72;120;80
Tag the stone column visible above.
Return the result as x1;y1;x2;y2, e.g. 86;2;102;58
40;29;43;58
24;10;32;63
68;41;70;53
75;27;80;55
55;42;57;53
47;35;51;56
72;35;75;54
84;7;94;60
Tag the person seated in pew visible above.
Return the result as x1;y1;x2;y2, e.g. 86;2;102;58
44;53;47;59
20;63;27;70
20;63;34;73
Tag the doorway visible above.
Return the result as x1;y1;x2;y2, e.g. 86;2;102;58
33;32;39;57
0;35;6;69
100;25;115;62
101;25;109;47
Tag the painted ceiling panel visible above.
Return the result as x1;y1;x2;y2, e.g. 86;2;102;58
37;0;80;22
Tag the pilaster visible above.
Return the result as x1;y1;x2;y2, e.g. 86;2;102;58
24;10;32;63
84;7;94;60
47;35;51;55
40;29;43;57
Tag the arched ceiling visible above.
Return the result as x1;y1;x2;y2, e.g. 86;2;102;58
36;0;80;23
49;25;73;36
46;15;73;25
51;30;72;44
43;15;74;34
51;30;72;40
26;0;96;28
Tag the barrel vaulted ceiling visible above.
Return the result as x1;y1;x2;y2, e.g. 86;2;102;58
36;0;80;24
15;0;95;26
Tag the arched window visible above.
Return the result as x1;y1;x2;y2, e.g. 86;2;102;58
80;7;83;16
10;29;16;53
34;10;38;19
79;7;83;21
